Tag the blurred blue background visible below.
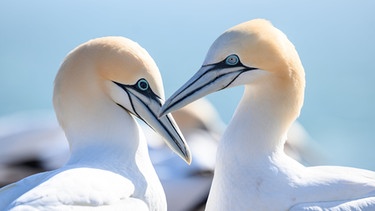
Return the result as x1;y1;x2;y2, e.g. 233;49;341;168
0;1;374;170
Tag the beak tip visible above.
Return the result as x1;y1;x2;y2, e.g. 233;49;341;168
186;148;192;164
176;139;192;165
158;110;166;118
158;106;169;118
183;151;192;165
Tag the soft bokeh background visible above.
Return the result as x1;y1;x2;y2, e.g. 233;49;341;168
1;1;374;169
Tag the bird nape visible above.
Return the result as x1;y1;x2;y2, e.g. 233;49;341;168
0;36;191;211
160;19;375;210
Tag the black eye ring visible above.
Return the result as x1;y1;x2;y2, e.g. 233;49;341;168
137;78;149;91
225;54;239;66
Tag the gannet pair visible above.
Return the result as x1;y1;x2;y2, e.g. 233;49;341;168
0;37;191;210
160;19;375;210
0;101;321;210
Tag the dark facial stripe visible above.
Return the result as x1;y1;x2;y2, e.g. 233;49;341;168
114;81;159;123
172;59;235;99
117;87;141;119
133;95;187;157
163;113;188;155
113;81;187;157
137;93;185;154
114;81;162;105
220;67;258;90
165;62;257;111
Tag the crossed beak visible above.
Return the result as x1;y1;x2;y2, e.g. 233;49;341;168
159;60;256;117
114;80;192;164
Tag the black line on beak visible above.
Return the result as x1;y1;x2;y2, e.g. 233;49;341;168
220;67;258;90
113;81;187;157
165;61;257;111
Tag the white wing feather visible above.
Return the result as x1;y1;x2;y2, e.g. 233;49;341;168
1;168;148;210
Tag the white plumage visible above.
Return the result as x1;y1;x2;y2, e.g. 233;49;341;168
160;19;375;210
0;36;191;210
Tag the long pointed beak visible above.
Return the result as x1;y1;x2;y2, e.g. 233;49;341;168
139;96;192;164
160;64;255;117
116;82;191;164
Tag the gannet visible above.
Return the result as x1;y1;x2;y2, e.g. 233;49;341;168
0;36;191;210
160;19;375;210
0;101;320;210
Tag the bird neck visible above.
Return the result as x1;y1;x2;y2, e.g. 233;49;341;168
220;77;304;160
63;99;149;172
54;69;155;175
64;103;163;206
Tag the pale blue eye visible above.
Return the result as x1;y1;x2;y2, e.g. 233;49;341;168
225;54;239;66
137;79;149;91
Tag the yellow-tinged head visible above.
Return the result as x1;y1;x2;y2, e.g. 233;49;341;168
54;36;191;164
206;19;303;76
160;19;305;120
55;37;164;101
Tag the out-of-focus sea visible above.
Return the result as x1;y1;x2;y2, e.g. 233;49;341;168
0;1;374;170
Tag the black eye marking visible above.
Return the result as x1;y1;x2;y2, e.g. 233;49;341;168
113;78;162;107
225;54;239;66
164;54;258;111
137;78;149;91
113;79;186;156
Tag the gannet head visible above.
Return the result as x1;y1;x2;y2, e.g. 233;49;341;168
54;36;191;164
160;19;305;119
